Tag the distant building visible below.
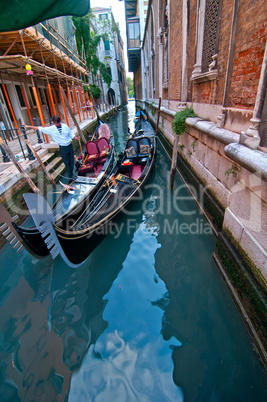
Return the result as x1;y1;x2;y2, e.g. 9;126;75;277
92;7;128;106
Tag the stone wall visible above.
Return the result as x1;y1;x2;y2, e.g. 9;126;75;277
145;103;267;285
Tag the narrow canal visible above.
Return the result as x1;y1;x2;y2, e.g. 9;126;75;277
0;102;266;401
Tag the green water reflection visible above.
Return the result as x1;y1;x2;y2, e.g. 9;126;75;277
0;103;266;401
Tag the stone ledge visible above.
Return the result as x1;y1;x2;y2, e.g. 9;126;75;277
224;143;267;182
186;117;240;145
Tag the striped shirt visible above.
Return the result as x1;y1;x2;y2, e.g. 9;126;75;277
38;123;74;146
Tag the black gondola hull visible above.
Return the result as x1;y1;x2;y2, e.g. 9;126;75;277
56;165;154;264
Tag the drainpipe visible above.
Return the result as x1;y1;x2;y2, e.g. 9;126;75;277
239;41;267;149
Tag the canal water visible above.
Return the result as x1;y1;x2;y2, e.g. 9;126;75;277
0;101;266;401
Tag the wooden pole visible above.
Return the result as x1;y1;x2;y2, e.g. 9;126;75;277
67;87;73;113
90;95;95;118
38;40;56;116
59;86;69;126
82;89;89;118
155;97;162;136
79;87;85;120
21;87;34;126
2;84;20;135
47;83;56;116
86;92;92;117
54;85;62;120
88;88;100;120
31;83;49;143
74;87;82;122
169;135;179;190
0;137;40;194
46;88;53;117
61;89;87;145
25;139;57;187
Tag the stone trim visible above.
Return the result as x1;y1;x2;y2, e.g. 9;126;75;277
190;69;218;83
186;116;239;145
224;143;267;182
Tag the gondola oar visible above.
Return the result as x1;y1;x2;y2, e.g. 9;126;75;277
25;139;57;187
77;136;86;166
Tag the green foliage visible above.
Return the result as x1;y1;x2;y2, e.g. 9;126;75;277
72;11;120;88
89;84;101;99
126;76;134;97
99;62;112;86
172;108;196;136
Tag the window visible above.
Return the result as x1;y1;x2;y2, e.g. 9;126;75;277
99;13;108;20
202;0;220;73
128;21;140;49
15;85;26;108
192;0;221;80
104;40;110;51
107;66;112;79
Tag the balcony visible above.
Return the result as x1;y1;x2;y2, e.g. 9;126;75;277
126;17;141;72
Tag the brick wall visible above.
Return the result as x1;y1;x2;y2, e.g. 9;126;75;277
134;65;142;99
216;0;233;104
188;0;198;102
169;1;183;101
229;0;266;109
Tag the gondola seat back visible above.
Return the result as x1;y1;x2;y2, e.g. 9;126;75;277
125;139;139;162
138;137;151;157
98;123;111;140
86;141;99;162
97;137;111;158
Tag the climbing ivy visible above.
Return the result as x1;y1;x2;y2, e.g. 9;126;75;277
72;10;120;88
172;108;196;136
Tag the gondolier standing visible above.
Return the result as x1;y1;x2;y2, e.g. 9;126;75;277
24;116;80;181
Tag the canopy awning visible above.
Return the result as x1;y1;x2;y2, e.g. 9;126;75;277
0;0;90;32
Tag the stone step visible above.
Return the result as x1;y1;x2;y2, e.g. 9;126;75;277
46;157;63;174
51;163;66;181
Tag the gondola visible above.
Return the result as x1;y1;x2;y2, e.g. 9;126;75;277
22;119;156;267
0;119;116;260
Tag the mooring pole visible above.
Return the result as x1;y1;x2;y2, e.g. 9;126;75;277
169;135;179;190
155;97;161;136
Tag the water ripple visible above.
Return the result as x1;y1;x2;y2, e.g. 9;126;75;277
69;218;183;401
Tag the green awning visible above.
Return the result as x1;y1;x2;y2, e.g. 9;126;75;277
0;0;90;32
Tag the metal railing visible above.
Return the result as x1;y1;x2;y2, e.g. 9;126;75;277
0;122;52;163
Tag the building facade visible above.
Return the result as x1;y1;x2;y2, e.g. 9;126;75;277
125;1;267;302
0;16;94;134
92;7;128;106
